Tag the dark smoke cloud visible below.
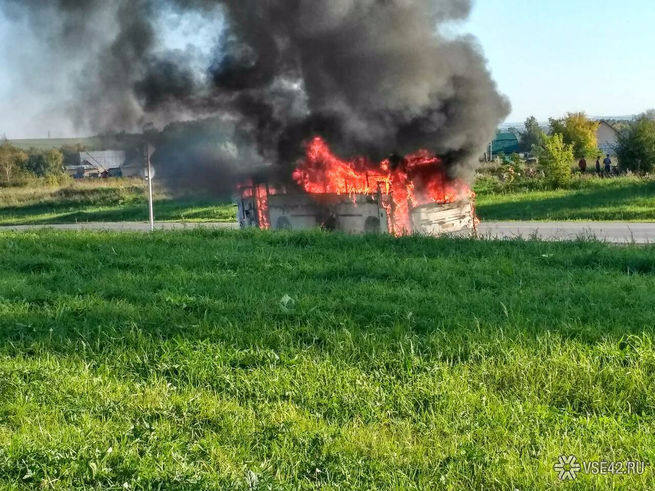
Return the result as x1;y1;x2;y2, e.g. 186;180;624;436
2;0;509;185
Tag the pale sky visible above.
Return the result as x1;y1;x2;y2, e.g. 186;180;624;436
1;1;654;138
464;0;655;124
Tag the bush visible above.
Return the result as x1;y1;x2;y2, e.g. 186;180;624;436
23;149;65;178
493;153;527;184
0;141;28;186
616;114;655;174
536;134;574;188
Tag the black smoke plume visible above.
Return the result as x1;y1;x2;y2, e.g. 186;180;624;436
2;0;510;189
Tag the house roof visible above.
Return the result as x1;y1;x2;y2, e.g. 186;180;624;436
494;132;519;142
598;120;619;135
492;132;520;154
79;150;126;171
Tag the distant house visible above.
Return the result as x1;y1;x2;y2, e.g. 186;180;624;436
596;121;619;156
491;132;521;157
66;150;126;178
80;150;126;171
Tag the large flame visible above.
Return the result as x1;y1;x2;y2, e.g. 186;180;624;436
254;183;271;229
292;137;472;235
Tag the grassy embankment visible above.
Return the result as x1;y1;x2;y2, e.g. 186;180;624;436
2;175;654;226
0;179;235;225
475;175;655;221
0;229;654;488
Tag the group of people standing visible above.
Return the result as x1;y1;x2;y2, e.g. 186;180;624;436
578;154;618;177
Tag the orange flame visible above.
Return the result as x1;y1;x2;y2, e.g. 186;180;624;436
292;137;472;235
237;180;277;229
255;184;270;229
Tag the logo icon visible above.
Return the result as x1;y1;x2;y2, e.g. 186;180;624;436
554;455;581;481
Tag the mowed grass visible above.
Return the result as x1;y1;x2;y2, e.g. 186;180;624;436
476;176;655;221
0;230;654;489
0;179;236;225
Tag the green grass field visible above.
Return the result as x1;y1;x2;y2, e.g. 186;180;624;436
476;176;655;221
3;175;654;227
1;230;654;488
0;179;236;225
8;135;142;152
8;137;103;151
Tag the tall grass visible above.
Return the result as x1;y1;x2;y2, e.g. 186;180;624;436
0;179;235;225
0;178;147;207
0;230;653;488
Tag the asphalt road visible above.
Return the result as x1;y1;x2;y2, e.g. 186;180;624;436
0;222;240;233
1;221;654;244
477;222;655;244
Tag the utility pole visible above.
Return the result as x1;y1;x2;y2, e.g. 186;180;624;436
145;143;155;232
142;123;156;233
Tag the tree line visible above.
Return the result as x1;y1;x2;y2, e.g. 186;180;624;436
0;142;88;186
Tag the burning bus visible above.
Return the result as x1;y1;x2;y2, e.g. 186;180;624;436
237;137;477;237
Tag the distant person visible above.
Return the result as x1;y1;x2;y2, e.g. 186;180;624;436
604;154;612;176
596;156;602;176
578;157;587;174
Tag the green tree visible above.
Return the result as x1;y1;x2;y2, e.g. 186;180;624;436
537;133;574;187
615;113;655;173
0;140;28;185
25;149;65;177
519;116;545;152
549;112;600;158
